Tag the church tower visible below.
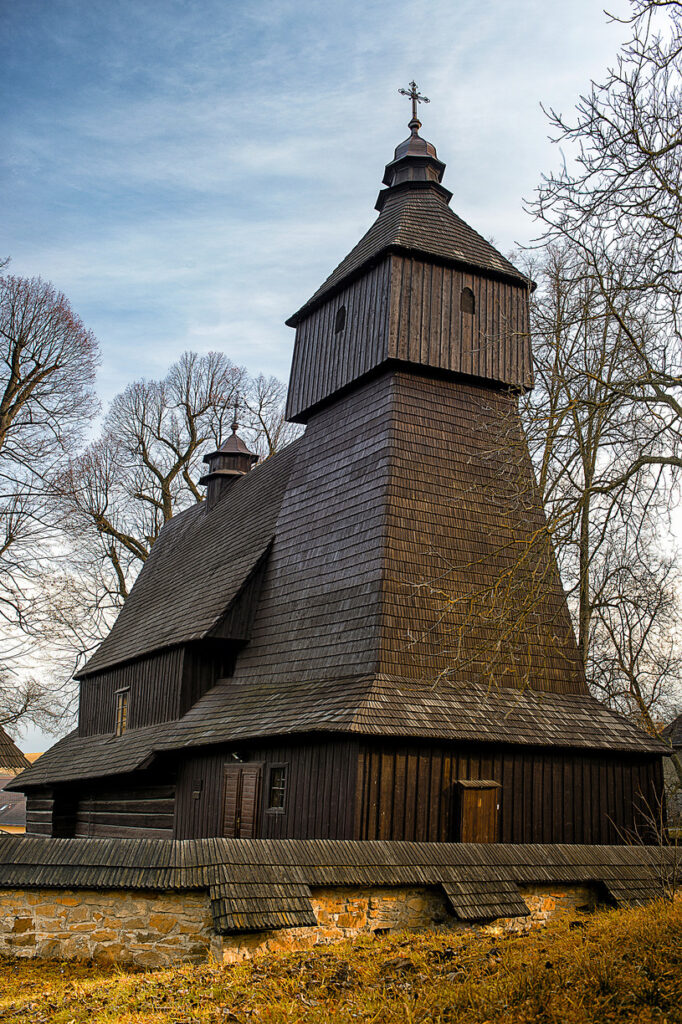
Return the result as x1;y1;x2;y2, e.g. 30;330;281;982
233;84;584;696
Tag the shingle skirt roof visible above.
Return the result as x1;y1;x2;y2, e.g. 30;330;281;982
9;675;666;792
0;836;676;934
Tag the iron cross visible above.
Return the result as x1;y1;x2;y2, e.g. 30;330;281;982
398;81;429;122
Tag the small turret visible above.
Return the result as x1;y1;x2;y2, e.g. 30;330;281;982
200;413;259;507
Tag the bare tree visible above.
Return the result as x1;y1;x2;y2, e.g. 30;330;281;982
241;373;302;457
42;353;299;668
523;0;682;783
0;272;99;730
531;0;682;490
50;352;245;607
422;239;682;791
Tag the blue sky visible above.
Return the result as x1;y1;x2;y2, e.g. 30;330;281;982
2;0;632;750
3;0;632;402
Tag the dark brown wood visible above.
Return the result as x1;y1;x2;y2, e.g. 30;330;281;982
14;126;667;858
286;254;531;423
222;763;262;838
354;740;662;845
173;740;359;840
455;782;500;843
78;646;185;735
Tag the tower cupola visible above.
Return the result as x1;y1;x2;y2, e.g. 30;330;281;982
380;82;446;197
200;414;259;506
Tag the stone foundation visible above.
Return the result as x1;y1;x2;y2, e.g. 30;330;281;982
0;889;215;968
218;884;598;962
0;883;599;967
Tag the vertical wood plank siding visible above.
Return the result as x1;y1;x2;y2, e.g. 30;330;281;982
79;643;236;736
355;742;662;844
286;260;392;420
286;255;531;422
178;643;237;717
388;257;531;387
78;647;186;735
174;741;359;840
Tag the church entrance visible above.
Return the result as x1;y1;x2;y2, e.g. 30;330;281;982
222;763;263;838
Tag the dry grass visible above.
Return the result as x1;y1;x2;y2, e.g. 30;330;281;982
0;898;680;1024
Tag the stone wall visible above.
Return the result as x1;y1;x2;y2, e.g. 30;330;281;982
218;884;598;962
0;888;215;967
0;883;599;967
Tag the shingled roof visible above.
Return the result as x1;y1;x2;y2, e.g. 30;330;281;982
662;712;682;748
80;438;301;677
287;183;529;326
10;674;665;790
0;836;676;932
0;727;30;772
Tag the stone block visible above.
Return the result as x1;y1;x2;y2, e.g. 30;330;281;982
133;950;170;969
148;913;176;934
7;933;36;948
11;917;34;934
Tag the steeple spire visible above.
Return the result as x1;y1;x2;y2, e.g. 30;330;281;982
377;81;446;205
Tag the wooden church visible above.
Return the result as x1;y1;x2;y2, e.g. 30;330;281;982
10;87;666;845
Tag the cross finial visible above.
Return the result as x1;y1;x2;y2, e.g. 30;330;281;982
231;400;239;434
398;80;429;129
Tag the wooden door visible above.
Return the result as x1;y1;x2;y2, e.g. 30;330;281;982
454;781;501;843
222;763;263;838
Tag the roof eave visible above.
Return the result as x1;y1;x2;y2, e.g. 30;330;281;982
286;243;534;328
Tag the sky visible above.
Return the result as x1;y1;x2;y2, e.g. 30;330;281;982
1;0;634;750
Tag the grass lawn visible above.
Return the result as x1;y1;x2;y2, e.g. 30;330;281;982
0;897;680;1023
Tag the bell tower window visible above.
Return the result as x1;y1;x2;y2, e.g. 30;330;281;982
334;305;346;334
114;689;129;736
461;287;475;314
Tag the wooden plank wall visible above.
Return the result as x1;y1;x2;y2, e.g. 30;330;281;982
79;642;236;735
73;774;176;839
179;642;237;718
78;647;185;735
174;741;359;840
25;791;57;836
387;256;531;388
286;255;531;423
355;741;664;845
286;259;392;421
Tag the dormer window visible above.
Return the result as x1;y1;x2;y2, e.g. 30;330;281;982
114;689;129;736
461;287;475;314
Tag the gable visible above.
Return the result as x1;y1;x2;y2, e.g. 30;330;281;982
0;728;30;772
80;439;301;677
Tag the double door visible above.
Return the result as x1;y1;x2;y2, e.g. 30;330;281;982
222;762;263;838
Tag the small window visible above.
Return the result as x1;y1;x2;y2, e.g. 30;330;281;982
334;305;346;333
114;689;129;736
461;287;475;315
267;764;288;811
